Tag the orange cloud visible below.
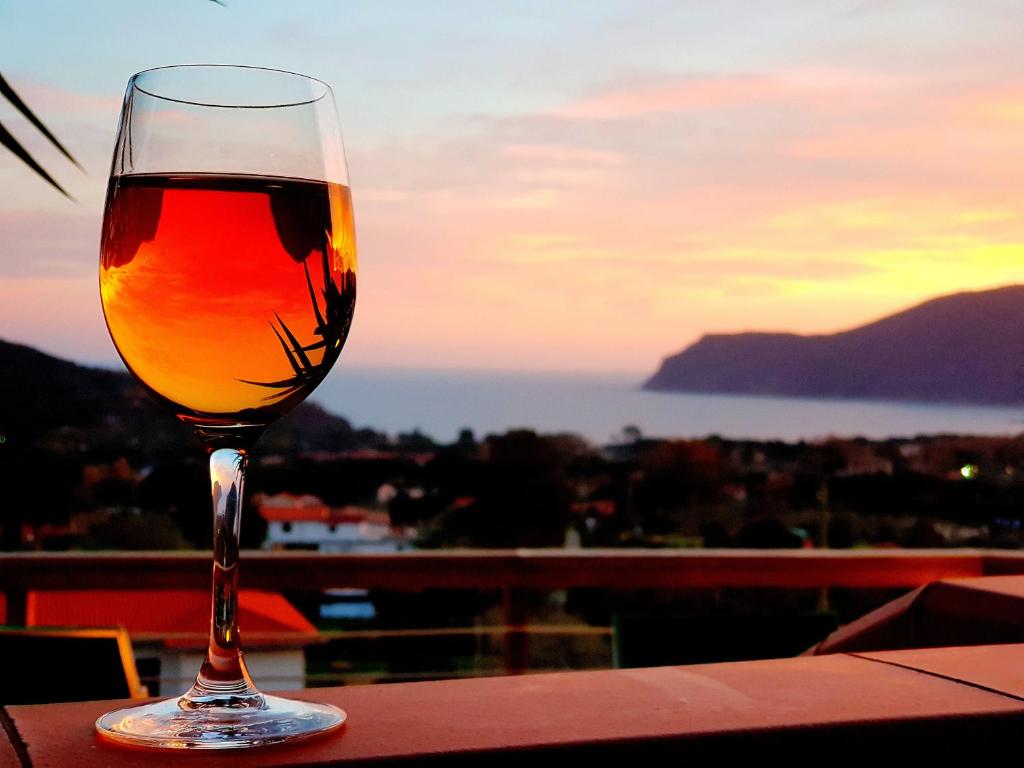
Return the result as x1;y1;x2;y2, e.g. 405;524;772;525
551;76;770;119
7;64;1024;376
549;70;919;121
499;143;624;165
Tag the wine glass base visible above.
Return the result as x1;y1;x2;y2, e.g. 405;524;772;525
95;694;346;750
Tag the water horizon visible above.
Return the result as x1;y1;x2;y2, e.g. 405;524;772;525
310;367;1024;446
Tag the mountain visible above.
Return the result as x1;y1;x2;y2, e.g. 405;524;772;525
0;339;157;447
644;286;1024;406
0;338;383;456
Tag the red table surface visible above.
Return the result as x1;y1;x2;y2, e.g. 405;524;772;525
5;646;1024;765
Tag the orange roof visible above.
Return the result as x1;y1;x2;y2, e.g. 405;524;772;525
570;500;617;517
257;492;331;521
259;505;333;522
259;492;326;508
259;503;389;525
24;589;320;649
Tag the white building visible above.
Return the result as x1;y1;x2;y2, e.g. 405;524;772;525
257;493;413;553
24;589;320;695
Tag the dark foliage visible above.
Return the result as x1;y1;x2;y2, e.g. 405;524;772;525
0;337;386;547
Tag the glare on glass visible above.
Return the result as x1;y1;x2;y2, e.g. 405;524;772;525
95;65;356;749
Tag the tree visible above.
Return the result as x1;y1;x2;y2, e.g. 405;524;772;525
79;510;190;550
425;430;572;547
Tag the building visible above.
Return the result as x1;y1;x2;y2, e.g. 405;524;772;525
21;589;319;695
257;492;413;553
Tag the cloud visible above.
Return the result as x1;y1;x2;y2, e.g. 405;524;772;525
336;60;1024;372
552;76;770;119
6;46;1024;373
0;209;100;277
1;76;123;116
499;143;624;165
548;69;920;121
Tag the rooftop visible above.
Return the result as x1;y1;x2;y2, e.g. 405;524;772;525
257;494;389;525
9;589;318;649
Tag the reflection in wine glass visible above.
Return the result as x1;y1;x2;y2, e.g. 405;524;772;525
95;65;356;749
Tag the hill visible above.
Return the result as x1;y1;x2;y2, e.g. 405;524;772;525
0;338;381;456
644;286;1024;405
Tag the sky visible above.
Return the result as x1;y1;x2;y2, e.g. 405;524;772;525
1;0;1023;375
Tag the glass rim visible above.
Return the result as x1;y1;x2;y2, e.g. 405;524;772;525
129;64;332;109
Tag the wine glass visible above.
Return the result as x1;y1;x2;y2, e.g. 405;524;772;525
95;65;356;749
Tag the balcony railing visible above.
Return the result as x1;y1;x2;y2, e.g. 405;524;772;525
3;549;1024;762
3;548;1023;677
4;642;1024;763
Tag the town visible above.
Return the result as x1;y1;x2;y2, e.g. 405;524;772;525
10;421;1024;555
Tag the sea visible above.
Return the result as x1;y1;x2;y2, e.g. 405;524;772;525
312;368;1024;445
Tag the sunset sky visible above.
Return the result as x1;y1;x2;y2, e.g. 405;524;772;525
2;1;1023;375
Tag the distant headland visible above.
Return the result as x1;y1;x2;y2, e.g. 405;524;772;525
644;285;1024;406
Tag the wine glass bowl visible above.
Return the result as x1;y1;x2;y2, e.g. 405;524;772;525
100;65;356;450
95;65;355;748
100;173;356;447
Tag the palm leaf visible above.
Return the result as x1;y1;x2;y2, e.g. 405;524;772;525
0;0;219;195
0;120;70;198
303;259;326;331
274;313;314;371
242;232;349;398
269;321;304;377
237;376;303;389
0;73;82;170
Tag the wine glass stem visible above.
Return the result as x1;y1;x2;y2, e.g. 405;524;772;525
181;447;263;708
